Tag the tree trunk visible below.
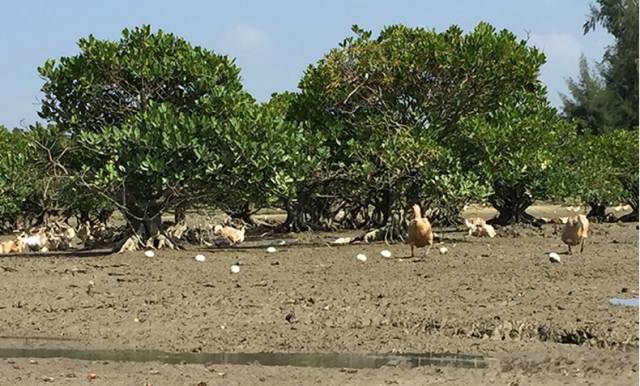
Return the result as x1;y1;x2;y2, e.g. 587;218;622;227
225;203;257;226
618;194;639;222
174;204;186;224
97;209;113;226
587;202;607;222
379;188;392;227
139;215;162;239
123;213;162;243
115;208;179;252
405;182;421;209
489;191;539;226
618;210;639;222
630;198;639;216
79;209;90;225
283;201;309;232
618;190;639;222
33;211;46;228
618;184;639;222
428;205;465;226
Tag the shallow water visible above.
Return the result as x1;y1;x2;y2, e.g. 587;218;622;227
609;298;639;307
0;346;488;369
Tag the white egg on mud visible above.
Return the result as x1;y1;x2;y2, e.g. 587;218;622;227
356;254;367;262
380;250;392;258
439;246;448;254
144;250;155;258
548;252;561;263
230;264;241;273
266;246;277;253
195;254;206;262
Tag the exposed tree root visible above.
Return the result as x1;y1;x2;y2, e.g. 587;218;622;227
115;234;143;253
351;213;407;245
587;203;607;223
165;222;187;240
114;231;182;253
617;211;639;222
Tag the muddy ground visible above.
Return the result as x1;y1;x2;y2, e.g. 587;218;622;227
0;205;637;385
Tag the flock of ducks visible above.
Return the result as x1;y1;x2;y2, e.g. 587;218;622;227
0;205;594;257
406;204;590;257
0;222;76;253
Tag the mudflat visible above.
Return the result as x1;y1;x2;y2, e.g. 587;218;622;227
0;210;637;385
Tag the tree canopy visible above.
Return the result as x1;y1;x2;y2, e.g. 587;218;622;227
290;23;552;226
0;19;631;249
0;126;40;230
37;25;256;245
562;0;639;132
456;91;578;224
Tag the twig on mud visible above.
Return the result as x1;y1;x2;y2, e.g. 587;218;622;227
324;241;336;250
86;263;130;269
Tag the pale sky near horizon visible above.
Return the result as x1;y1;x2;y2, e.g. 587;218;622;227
0;0;613;129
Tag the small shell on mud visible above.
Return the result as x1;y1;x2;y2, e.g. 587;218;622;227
333;237;352;245
144;250;155;258
439;246;448;254
549;252;561;263
356;253;367;262
266;246;277;253
380;250;392;258
195;254;206;262
230;264;241;273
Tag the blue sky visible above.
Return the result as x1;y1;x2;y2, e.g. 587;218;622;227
1;0;613;129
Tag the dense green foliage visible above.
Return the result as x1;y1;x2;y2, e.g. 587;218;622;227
0;125;115;231
566;129;638;219
210;94;322;223
0;127;41;230
561;56;610;134
1;20;635;240
289;23;549;226
560;0;638;220
602;129;639;217
562;0;638;132
456;92;578;224
36;26;260;238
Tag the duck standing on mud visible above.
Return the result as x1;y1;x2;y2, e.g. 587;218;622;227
561;214;589;254
214;224;246;245
407;204;433;257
